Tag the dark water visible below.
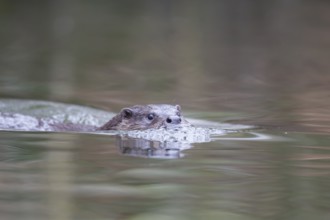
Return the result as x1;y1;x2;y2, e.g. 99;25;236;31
1;1;330;219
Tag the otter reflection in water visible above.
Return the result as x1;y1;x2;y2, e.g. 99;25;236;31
99;104;194;159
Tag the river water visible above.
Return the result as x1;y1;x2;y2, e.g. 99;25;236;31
1;1;330;220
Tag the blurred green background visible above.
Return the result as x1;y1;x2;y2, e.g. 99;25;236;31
1;0;330;132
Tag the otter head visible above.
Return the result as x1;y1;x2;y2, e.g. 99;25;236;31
99;104;190;130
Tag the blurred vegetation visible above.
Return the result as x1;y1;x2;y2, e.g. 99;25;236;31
0;0;330;131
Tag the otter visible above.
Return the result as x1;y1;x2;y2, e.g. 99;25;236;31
98;104;190;130
0;104;190;132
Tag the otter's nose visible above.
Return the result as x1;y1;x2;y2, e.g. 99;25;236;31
166;116;182;124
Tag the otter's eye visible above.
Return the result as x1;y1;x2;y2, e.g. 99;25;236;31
147;113;155;121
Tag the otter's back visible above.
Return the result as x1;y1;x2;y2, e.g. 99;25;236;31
0;99;113;131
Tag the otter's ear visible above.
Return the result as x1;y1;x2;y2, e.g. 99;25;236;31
175;105;181;111
121;108;133;119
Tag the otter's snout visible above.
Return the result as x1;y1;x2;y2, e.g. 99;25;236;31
166;116;182;124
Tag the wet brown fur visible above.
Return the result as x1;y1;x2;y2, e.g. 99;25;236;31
98;104;189;131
